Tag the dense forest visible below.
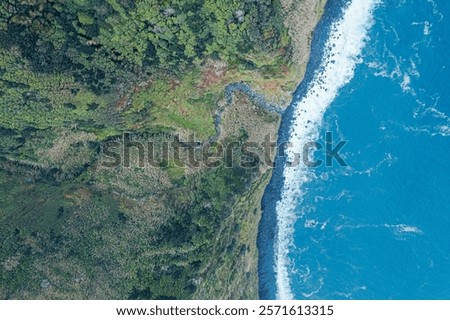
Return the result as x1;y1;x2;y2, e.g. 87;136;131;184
0;0;287;131
0;0;293;299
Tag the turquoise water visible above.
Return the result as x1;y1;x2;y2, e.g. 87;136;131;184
259;0;450;299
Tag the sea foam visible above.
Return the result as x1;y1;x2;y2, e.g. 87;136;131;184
275;0;380;300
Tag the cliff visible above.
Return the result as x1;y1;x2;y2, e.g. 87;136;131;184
0;0;326;299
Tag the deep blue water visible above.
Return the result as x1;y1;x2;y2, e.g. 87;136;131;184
259;0;450;299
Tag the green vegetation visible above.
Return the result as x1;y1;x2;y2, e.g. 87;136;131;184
0;132;267;299
1;0;292;143
0;0;291;299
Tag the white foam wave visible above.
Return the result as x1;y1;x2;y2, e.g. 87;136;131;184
425;106;447;120
408;96;450;137
384;224;423;236
403;124;450;137
427;0;444;22
334;222;423;236
301;278;324;298
367;50;420;94
274;0;380;300
359;152;396;176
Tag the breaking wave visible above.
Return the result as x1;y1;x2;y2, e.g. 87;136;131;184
275;0;381;300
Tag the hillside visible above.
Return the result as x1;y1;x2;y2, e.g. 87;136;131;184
0;0;324;299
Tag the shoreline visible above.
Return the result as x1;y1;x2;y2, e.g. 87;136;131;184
196;1;330;298
257;0;377;299
256;0;330;299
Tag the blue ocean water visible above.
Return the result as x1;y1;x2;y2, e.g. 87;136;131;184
259;0;450;299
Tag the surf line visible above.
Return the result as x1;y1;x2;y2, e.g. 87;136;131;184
275;0;381;300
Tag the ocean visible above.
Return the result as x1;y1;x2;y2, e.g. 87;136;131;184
258;0;450;299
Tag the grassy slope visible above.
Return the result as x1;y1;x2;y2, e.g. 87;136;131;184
194;170;273;299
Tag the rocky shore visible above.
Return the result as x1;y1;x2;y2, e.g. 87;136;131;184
197;0;328;299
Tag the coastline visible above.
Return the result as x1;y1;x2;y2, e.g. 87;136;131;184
256;0;330;299
258;0;381;299
192;0;329;299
